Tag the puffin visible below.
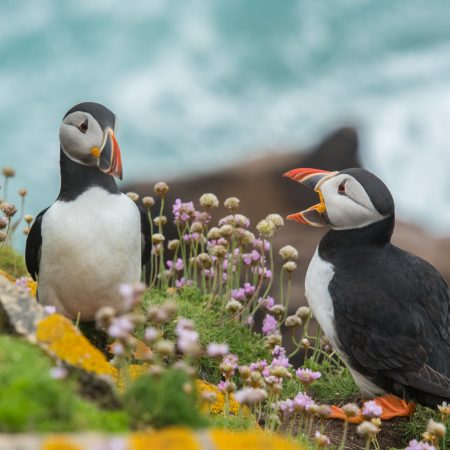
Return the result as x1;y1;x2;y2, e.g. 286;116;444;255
26;102;150;321
284;167;450;408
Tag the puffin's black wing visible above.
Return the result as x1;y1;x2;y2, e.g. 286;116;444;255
138;204;151;266
331;247;450;404
25;207;49;281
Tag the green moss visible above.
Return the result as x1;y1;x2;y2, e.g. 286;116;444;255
142;286;269;383
0;245;27;278
208;414;255;431
0;335;128;432
123;368;207;429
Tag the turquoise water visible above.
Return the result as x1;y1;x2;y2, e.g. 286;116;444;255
2;0;450;241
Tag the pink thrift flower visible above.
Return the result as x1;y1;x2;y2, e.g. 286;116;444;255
296;368;321;384
44;305;56;315
207;343;229;357
405;440;436;450
262;314;278;335
362;400;383;418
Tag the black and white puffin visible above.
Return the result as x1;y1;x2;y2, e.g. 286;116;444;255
26;102;150;321
284;167;450;408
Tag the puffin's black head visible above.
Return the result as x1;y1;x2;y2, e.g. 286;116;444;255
283;167;394;230
59;102;123;179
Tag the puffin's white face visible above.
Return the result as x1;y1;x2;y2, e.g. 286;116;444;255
59;111;104;166
318;173;385;230
284;167;394;230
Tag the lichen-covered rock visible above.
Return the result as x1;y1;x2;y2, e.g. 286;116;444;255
0;274;44;339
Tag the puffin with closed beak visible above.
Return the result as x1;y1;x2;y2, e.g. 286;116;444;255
26;102;150;321
284;167;450;410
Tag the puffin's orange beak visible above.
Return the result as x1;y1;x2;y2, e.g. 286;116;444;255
99;128;123;180
283;168;337;227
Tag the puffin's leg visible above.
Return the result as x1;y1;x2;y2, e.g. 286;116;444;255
374;395;415;420
329;395;415;422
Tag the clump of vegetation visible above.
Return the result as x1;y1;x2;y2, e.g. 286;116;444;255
124;368;207;429
0;335;128;432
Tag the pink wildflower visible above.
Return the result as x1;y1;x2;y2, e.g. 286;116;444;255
295;368;322;384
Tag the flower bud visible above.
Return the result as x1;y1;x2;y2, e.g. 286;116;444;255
0;217;8;229
152;233;165;245
142;196;155;207
2;167;15;178
283;261;297;272
0;231;7;242
154;340;175;356
153;216;167;227
427;419;446;438
167;239;180;251
195;253;211;269
270;304;285;318
126;192;139;202
219;224;234;238
285;315;302;328
300;338;311;349
239;365;251;379
199;193;219;209
18;188;28;197
224;197;240;210
357;421;379;437
210;245;227;258
256;219;275;238
207;227;221;240
266;213;284;229
226;300;243;313
296;306;311;320
1;203;17;218
154;181;169;196
279;245;298;260
24;214;33;224
342;403;361;418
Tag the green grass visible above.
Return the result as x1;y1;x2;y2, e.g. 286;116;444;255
0;335;128;432
398;404;450;447
123;368;207;429
142;286;269;383
0;245;27;278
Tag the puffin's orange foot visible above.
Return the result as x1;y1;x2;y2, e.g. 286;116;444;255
375;394;415;420
329;395;415;423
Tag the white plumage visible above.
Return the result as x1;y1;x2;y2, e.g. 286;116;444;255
38;187;141;320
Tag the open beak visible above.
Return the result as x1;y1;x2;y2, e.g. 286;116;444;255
98;128;123;180
283;168;338;227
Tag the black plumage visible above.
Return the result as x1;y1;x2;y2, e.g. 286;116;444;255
319;199;450;407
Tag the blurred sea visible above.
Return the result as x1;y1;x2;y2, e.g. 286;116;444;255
2;0;450;247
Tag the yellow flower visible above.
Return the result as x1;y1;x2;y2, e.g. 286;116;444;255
210;429;302;450
42;436;82;450
36;314;116;378
196;380;240;415
130;428;200;450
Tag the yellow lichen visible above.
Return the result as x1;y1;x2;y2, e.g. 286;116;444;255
210;429;302;450
0;269;15;283
196;379;240;415
0;269;37;297
129;428;200;450
41;436;82;450
36;314;116;378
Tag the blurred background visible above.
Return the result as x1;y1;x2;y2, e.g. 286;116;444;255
2;0;450;250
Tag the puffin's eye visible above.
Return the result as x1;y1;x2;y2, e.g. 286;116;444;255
338;182;346;195
78;119;88;133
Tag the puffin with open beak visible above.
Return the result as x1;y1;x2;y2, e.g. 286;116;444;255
284;167;450;410
26;102;150;320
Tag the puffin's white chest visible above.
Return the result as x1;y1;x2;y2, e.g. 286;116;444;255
305;248;339;349
39;188;141;319
305;248;384;397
